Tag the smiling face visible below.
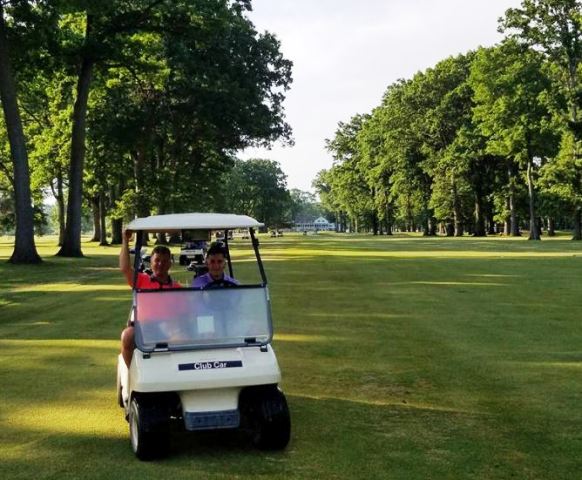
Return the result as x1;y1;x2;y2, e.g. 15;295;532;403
207;253;226;280
150;251;172;279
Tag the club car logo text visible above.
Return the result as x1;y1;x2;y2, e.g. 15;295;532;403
179;361;243;371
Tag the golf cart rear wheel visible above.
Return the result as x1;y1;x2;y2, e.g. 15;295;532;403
242;385;291;450
129;397;170;461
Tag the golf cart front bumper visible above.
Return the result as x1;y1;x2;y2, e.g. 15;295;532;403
129;344;281;393
127;344;281;430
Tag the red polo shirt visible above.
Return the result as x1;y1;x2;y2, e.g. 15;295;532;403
132;272;182;290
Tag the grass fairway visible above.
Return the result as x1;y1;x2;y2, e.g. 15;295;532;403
1;233;582;479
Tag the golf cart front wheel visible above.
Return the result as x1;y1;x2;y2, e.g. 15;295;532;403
242;385;291;450
129;397;170;461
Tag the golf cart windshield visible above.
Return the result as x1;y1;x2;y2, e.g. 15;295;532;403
133;286;272;351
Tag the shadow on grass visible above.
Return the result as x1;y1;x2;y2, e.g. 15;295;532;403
259;235;582;255
0;255;120;290
0;289;128;340
2;333;582;479
2;239;582;478
2;392;577;480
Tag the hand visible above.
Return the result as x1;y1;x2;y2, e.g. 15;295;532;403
123;230;133;243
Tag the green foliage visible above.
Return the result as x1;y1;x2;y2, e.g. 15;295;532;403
501;0;582;140
1;0;294;256
316;2;580;237
223;158;290;228
288;188;324;223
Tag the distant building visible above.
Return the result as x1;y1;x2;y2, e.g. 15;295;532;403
294;216;335;232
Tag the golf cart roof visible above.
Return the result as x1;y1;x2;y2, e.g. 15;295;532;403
127;213;263;232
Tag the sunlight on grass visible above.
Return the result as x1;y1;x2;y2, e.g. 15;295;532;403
2;234;582;478
305;312;409;319
0;339;118;348
408;281;508;286
13;284;127;293
7;399;125;437
510;361;582;370
266;248;582;258
464;273;522;278
291;392;490;416
274;333;330;343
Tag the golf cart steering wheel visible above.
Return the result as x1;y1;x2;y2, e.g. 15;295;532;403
202;278;238;290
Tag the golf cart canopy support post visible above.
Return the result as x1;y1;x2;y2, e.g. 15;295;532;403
250;228;267;286
223;229;234;278
132;231;144;303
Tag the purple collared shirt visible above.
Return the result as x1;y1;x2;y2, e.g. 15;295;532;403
191;272;239;289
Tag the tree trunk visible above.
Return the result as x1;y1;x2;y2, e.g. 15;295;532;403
503;196;510;235
506;163;521;236
572;208;582;241
452;179;463;236
49;172;66;246
58;17;94;257
109;177;124;244
428;216;437;236
422;217;429;236
133;145;150;219
56;172;65;246
384;215;393;236
445;222;454;237
547;217;556;237
0;7;41;263
111;218;122;244
90;195;100;242
371;211;379;236
509;191;520;237
487;215;495;235
473;189;486;237
526;159;540;240
99;193;108;246
454;223;464;236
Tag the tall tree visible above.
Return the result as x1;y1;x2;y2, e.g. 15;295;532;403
57;1;165;257
224;158;290;227
471;42;559;240
501;0;581;139
0;2;41;263
326;115;378;233
501;0;582;237
58;11;93;256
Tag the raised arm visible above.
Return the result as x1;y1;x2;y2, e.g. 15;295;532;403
120;230;134;287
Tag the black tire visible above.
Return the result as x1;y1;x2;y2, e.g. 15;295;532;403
241;385;291;450
129;397;170;461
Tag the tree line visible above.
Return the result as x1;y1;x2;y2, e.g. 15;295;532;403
0;0;295;263
315;0;581;240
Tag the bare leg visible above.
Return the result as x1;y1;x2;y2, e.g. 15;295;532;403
121;326;135;368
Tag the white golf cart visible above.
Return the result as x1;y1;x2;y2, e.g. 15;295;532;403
178;238;206;266
117;213;290;460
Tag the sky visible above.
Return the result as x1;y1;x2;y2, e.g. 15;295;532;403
239;0;523;193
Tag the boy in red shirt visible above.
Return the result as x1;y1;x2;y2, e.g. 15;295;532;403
119;230;181;367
